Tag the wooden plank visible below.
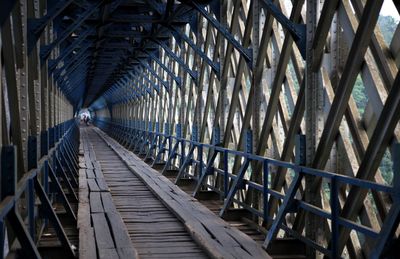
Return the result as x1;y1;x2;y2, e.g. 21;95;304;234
94;168;105;178
98;248;118;259
92;213;115;250
79;168;86;178
117;247;138;259
96;128;270;259
78;202;91;229
79;189;89;203
79;177;88;190
97;178;109;191
101;192;117;213
107;212;138;257
79;227;97;259
93;161;102;171
87;178;101;192
90;192;104;213
86;169;96;179
83;128;211;258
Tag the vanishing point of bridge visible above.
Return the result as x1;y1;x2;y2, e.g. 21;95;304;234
0;0;399;258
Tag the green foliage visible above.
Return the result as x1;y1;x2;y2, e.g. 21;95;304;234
380;150;393;185
376;15;397;185
348;16;397;185
352;75;368;115
378;15;398;46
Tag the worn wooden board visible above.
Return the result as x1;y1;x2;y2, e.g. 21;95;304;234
98;248;119;259
77;202;90;229
107;212;138;259
83;128;207;259
92;213;115;249
87;178;100;192
96;178;109;191
79;128;141;259
101;192;117;212
117;247;138;259
86;169;96;179
79;227;96;259
95;128;271;259
89;192;104;213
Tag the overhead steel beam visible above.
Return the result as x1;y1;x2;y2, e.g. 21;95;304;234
144;0;166;15
52;42;92;77
40;1;102;61
27;0;74;53
48;28;94;73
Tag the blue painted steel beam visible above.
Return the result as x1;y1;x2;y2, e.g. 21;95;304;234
133;71;158;96
27;0;74;53
116;86;137;103
40;2;102;61
85;2;198;106
105;30;145;38
53;43;92;77
120;78;141;99
128;75;148;97
63;75;88;96
60;70;86;89
112;83;136;103
61;61;89;83
58;44;92;71
109;13;190;24
156;40;198;81
138;59;170;91
48;28;94;73
259;0;306;59
171;26;220;77
58;65;89;95
128;71;153;97
190;1;253;66
138;72;161;95
54;53;91;81
87;1;200;107
147;51;182;87
60;66;89;88
144;0;166;15
127;71;145;96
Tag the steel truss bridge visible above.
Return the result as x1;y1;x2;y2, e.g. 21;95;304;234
0;0;399;258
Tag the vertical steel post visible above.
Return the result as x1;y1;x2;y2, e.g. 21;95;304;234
28;178;35;239
330;176;339;258
305;0;323;257
1;146;16;256
263;159;269;224
223;149;228;198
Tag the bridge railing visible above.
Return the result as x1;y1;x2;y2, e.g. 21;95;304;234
0;119;79;258
95;118;400;258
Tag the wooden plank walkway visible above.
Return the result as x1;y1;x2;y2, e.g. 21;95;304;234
80;127;208;259
79;129;138;259
78;126;270;259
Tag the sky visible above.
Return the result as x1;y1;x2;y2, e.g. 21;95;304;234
281;0;399;20
381;1;399;19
